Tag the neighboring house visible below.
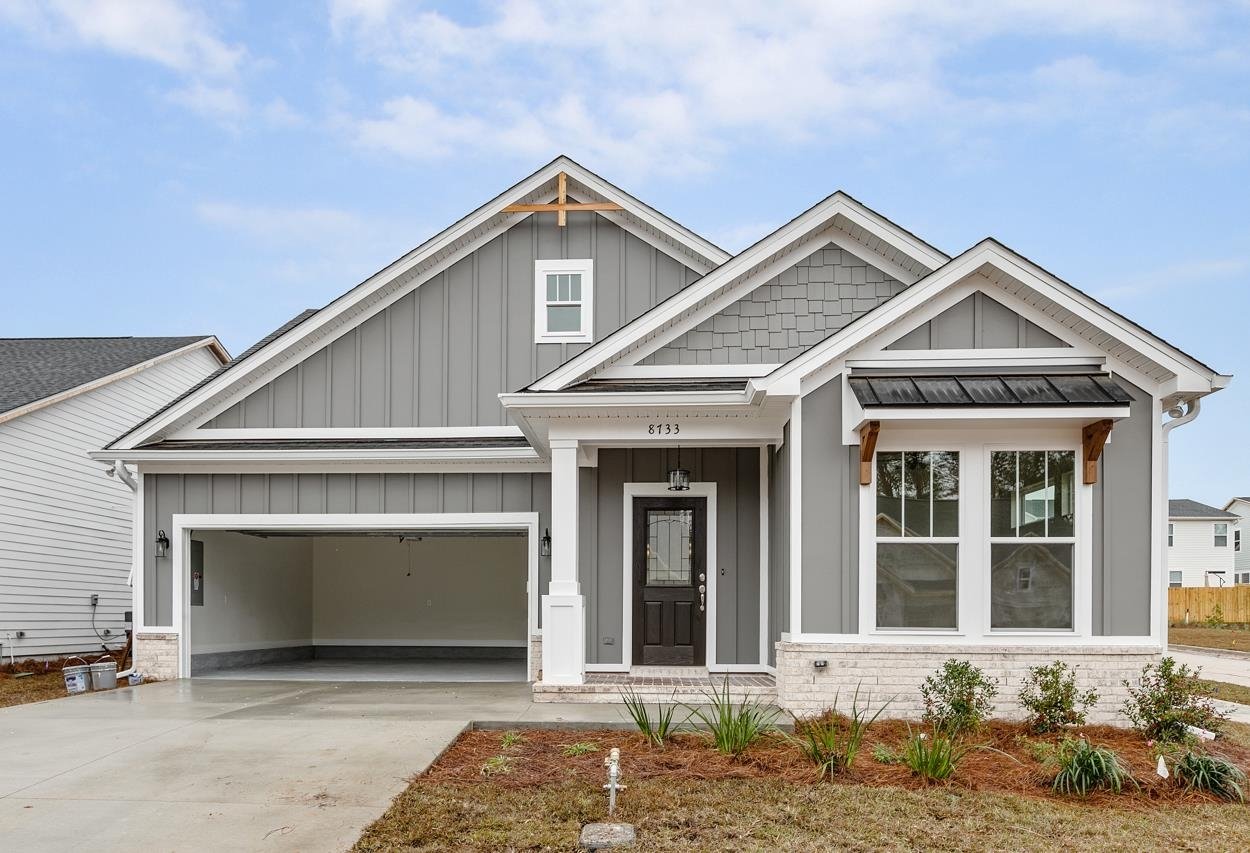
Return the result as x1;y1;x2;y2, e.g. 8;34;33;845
1166;499;1239;588
1223;497;1250;585
95;157;1229;720
0;336;228;660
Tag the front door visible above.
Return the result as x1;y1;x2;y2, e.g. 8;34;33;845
632;497;707;666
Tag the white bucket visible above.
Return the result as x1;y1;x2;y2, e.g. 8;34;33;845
89;659;118;691
63;664;91;695
128;672;142;686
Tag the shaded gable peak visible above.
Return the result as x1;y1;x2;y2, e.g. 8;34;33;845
642;242;906;367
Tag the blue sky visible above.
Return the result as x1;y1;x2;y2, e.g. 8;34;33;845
1;1;1248;503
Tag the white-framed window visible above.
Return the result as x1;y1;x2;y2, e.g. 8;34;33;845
534;259;593;343
1214;522;1229;547
1237;570;1250;585
1168;523;1174;547
1235;528;1241;552
988;450;1077;631
862;430;1089;640
873;450;960;630
1169;570;1183;588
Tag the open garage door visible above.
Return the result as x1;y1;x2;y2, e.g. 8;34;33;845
176;517;537;683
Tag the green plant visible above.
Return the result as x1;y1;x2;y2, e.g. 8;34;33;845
560;741;599;757
900;727;974;782
921;659;998;736
1049;737;1134;796
480;755;513;776
500;730;523;750
872;742;901;765
687;677;780;757
788;687;887;780
1018;661;1099;733
1204;604;1225;629
1121;657;1227;742
621;688;685;748
1173;751;1246;802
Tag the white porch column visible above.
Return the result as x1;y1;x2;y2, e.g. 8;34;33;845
542;438;585;684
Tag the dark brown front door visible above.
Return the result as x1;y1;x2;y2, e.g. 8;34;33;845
633;496;706;666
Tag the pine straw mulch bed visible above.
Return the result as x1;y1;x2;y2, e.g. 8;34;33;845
422;719;1250;806
0;654;131;709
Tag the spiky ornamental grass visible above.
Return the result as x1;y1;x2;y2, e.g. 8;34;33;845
789;686;888;780
621;688;685;748
1174;751;1247;802
1049;737;1135;797
687;677;780;757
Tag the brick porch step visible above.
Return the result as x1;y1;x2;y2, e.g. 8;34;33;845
532;671;777;705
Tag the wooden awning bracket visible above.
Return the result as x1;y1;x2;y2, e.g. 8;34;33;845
859;421;880;486
502;171;623;226
1082;418;1114;485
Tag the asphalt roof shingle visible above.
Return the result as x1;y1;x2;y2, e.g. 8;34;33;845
1168;499;1239;519
0;336;212;416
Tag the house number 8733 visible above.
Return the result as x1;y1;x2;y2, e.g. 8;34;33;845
647;423;680;435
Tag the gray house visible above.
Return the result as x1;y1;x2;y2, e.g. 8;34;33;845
0;336;227;659
96;158;1228;719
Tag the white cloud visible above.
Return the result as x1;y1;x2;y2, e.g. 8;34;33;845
329;0;1245;177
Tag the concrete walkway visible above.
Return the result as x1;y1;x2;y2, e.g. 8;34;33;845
0;679;625;852
1168;648;1250;724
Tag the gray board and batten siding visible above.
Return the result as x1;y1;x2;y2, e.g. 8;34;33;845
642;243;906;366
580;448;762;667
767;423;791;666
794;371;1154;638
885;292;1067;350
141;472;552;626
204;212;702;430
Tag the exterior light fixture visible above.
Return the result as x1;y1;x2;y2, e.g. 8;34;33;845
667;447;690;492
154;529;171;559
540;528;552;558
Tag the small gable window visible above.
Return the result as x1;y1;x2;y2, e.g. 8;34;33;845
534;259;593;343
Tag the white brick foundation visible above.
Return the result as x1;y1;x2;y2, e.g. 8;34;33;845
776;642;1161;725
529;634;542;682
134;632;179;680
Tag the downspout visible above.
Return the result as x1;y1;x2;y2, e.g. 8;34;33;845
1160;396;1201;650
103;460;139;679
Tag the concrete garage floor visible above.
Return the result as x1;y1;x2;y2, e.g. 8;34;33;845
196;657;528;682
0;678;622;852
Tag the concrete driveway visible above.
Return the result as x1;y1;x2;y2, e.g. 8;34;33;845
0;679;621;852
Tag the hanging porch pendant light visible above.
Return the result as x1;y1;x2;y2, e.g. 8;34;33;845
667;446;690;491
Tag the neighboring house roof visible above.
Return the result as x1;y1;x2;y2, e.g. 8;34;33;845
1168;499;1239;519
848;372;1134;408
0;336;227;422
105;156;729;451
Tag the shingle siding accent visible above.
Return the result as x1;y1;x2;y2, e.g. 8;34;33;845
641;243;905;365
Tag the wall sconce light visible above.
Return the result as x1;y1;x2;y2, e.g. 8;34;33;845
667;446;690;492
154;529;171;559
540;528;552;558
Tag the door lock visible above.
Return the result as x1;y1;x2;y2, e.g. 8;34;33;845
698;583;706;612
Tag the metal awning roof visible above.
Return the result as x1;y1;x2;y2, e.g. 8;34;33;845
849;373;1134;407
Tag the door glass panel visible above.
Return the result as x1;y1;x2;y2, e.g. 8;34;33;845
646;509;693;586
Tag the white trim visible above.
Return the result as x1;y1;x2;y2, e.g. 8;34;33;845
786;633;1163;648
530;193;949;392
171;426;526;441
0;337;227;428
94;447;542;464
855;406;1131;425
168;512;540;680
788;395;803;635
621;482;717;669
132;469;146;629
758;446;769;668
596;364;781;379
109;158;725;450
308;638;529;648
534;258;595;344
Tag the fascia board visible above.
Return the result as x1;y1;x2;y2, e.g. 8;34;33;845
89;447;541;464
499;390;753;408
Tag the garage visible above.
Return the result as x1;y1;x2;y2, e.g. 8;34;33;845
175;515;538;682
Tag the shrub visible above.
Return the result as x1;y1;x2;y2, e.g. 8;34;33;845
1174;751;1246;802
687;677;779;757
1018;661;1099;733
1049;736;1134;796
560;741;599;757
789;687;887;780
921;659;998;735
1204;603;1225;629
900;727;973;782
1121;657;1227;742
621;688;684;748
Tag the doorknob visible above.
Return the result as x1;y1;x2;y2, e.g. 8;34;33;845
698;583;706;612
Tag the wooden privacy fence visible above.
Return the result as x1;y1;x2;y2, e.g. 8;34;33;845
1168;586;1250;625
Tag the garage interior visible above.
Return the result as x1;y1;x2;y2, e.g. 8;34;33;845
186;529;529;682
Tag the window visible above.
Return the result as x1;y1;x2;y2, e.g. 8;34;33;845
989;450;1076;631
1169;570;1183;588
1235;529;1241;552
1236;571;1250;586
534;259;593;343
874;450;960;629
1168;523;1174;547
1214;523;1229;548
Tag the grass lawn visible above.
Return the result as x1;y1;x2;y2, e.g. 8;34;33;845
1170;625;1250;653
355;722;1250;852
1203;679;1250;706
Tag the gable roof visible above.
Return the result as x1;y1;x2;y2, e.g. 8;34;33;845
105;157;728;451
760;238;1230;398
528;190;951;390
0;336;227;422
1169;499;1239;520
